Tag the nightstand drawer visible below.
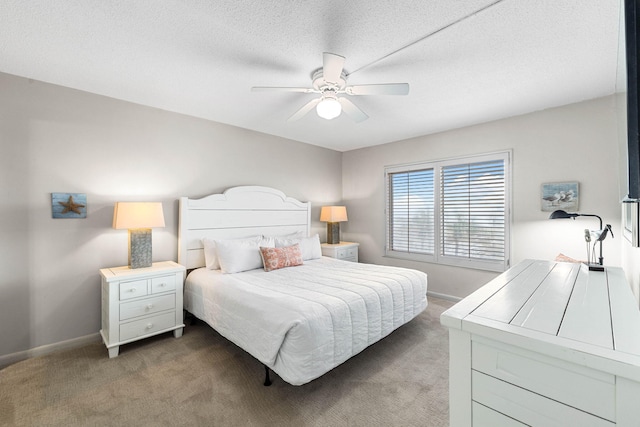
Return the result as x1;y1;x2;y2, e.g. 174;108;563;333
321;242;359;262
119;294;176;321
151;274;176;294
336;248;357;261
120;312;176;342
119;279;148;300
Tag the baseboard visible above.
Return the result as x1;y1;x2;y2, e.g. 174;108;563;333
0;293;459;370
427;291;462;303
0;332;101;370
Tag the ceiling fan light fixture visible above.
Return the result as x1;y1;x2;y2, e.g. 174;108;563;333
253;52;408;122
316;96;342;120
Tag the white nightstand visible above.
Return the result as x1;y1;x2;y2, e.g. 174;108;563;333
99;261;186;358
321;241;359;262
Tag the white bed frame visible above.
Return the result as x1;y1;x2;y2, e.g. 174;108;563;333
178;186;311;270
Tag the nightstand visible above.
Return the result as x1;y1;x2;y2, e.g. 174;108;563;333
99;261;186;358
321;241;359;262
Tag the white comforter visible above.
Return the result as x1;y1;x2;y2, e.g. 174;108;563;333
184;257;428;385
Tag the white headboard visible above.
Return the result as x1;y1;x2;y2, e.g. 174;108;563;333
178;186;311;269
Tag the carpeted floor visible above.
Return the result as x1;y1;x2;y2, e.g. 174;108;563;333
0;297;454;427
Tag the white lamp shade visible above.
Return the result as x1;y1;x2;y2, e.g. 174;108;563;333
320;206;348;222
316;97;342;120
113;202;165;229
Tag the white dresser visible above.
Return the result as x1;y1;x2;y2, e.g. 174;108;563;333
321;241;359;262
100;261;186;358
441;259;640;427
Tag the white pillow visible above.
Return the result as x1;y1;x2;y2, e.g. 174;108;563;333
216;236;274;274
202;236;261;270
275;234;322;261
263;230;306;240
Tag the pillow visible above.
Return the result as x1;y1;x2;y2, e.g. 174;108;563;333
263;230;306;240
275;234;322;261
202;237;221;270
260;244;303;272
215;236;274;274
202;235;262;270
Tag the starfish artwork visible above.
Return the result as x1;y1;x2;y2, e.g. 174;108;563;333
52;193;87;218
59;195;85;214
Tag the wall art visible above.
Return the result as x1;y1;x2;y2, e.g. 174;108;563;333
541;182;579;212
52;192;87;218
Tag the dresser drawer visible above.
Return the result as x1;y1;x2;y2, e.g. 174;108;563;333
151;274;176;294
119;312;176;342
119;279;148;300
472;402;526;427
472;340;615;422
472;371;614;426
119;294;176;321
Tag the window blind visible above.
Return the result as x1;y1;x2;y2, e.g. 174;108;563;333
440;160;505;262
388;168;435;255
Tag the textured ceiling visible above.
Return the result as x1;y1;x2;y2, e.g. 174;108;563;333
0;0;624;151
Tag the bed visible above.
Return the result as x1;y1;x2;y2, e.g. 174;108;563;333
178;186;428;386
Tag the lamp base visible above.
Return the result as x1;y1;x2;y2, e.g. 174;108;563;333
327;222;340;244
129;228;152;269
587;263;605;272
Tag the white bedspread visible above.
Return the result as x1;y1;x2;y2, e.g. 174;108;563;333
184;257;428;385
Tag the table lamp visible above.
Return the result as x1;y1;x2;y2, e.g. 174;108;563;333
548;209;613;271
320;206;348;244
113;202;165;268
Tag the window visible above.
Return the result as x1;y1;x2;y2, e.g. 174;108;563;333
385;152;510;272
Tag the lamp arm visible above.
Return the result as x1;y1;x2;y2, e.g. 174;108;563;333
577;213;602;230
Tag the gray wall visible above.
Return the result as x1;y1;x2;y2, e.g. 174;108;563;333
342;96;622;299
0;69;630;362
0;72;343;361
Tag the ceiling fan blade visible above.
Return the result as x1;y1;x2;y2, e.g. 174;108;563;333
252;86;316;93
323;52;345;84
345;83;410;96
287;98;322;122
338;97;368;123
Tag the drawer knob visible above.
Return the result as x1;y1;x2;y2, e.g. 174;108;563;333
145;323;153;330
146;304;154;310
158;283;166;287
129;288;136;293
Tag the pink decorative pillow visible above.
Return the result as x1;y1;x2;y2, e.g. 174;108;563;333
260;244;303;272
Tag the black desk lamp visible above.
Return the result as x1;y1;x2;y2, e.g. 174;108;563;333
549;210;613;271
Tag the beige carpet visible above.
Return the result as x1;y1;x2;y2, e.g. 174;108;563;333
0;297;454;427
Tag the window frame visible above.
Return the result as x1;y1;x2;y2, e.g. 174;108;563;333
385;151;511;272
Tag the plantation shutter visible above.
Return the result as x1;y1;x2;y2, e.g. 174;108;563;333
388;169;435;254
440;159;505;262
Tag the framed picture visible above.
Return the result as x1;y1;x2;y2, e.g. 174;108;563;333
52;193;87;218
623;202;640;247
541;182;579;212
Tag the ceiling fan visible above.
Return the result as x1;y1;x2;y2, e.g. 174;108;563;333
251;52;409;123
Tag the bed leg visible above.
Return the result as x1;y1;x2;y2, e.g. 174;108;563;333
263;365;273;386
184;310;197;326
